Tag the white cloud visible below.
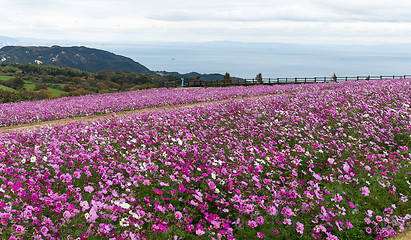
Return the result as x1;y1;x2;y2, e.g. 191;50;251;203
1;0;411;44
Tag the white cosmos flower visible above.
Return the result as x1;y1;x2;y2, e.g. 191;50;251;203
119;217;130;227
120;202;131;209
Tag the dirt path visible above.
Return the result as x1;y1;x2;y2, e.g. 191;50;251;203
0;94;273;133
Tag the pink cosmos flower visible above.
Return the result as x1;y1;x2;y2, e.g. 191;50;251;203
63;210;71;218
343;162;350;173
296;222;304;234
313;173;322;181
346;220;353;229
40;226;49;236
84;186;94;193
349;202;355;208
273;229;279;234
257;232;265;238
158;224;168;232
81;233;89;239
73;171;81;179
179;184;186;192
332;193;343;203
366;210;374;217
80;201;90;211
256;216;264;225
262;179;271;184
366;227;372;234
268;206;277;215
15;224;25;234
174;211;182;220
154;189;163;195
283;218;292;225
196;226;205;236
361;186;370;196
248;220;257;228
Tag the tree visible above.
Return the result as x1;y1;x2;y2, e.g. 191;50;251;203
223;73;232;84
256;73;263;84
34;83;48;91
4;77;25;90
331;73;337;82
33;89;52;100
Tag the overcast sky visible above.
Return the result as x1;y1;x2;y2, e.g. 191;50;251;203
2;0;411;44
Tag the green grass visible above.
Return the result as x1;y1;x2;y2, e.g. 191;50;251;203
0;85;17;92
47;87;67;97
23;83;36;90
24;83;67;97
0;76;13;81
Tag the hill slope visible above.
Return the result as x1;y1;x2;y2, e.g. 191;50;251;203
0;45;151;73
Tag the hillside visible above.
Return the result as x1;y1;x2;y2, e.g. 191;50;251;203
0;45;151;73
0;62;178;103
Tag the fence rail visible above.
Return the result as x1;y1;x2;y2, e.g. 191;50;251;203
164;75;411;88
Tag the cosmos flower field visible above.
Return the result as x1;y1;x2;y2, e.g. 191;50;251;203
0;79;410;240
0;85;304;127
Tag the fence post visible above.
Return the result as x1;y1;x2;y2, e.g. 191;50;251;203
357;76;359;81
295;78;297;83
345;76;348;81
314;77;317;83
324;77;326;83
269;78;271;84
277;78;279;84
286;78;288;84
305;77;307;83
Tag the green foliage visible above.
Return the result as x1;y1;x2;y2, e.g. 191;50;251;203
4;77;25;90
0;63;175;103
0;75;13;81
332;73;337;82
256;73;263;84
223;72;232;84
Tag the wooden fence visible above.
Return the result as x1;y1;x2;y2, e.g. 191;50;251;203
165;75;411;88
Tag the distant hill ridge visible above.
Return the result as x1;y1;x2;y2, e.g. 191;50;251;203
0;45;152;73
0;45;236;81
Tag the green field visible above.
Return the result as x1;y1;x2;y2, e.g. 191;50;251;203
0;76;13;81
23;83;35;89
0;84;17;92
23;83;67;97
47;87;67;97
